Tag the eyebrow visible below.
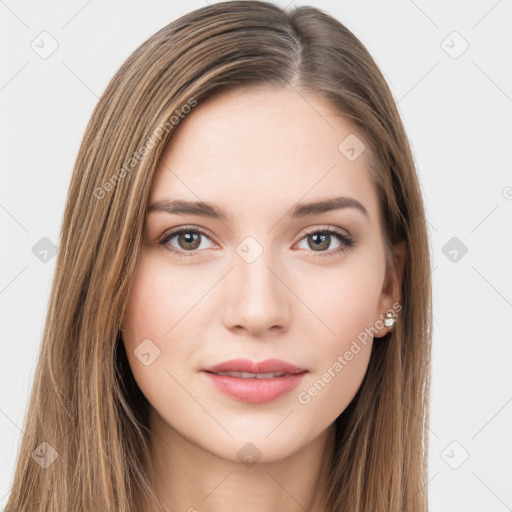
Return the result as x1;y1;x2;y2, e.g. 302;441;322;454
147;196;370;222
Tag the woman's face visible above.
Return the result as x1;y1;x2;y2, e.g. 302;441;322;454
121;86;401;463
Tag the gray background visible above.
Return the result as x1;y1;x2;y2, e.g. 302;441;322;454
1;0;511;510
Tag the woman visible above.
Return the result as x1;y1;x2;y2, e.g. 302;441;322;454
6;1;432;511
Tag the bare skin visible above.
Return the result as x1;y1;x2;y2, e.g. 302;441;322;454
121;86;406;512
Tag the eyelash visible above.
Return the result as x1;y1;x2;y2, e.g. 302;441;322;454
158;225;355;258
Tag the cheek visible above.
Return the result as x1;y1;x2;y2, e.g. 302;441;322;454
121;256;178;399
122;252;204;348
293;260;382;414
296;256;384;347
121;253;210;405
296;288;376;420
297;340;372;425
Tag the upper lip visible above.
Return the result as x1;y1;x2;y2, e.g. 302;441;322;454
202;358;308;374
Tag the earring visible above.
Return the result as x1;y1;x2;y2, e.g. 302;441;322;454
383;311;398;329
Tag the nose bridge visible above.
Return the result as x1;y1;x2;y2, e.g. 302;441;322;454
221;234;290;333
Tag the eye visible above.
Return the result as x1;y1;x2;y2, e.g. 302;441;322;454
294;227;355;257
159;226;216;257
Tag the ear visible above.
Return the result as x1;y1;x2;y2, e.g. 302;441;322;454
374;240;407;338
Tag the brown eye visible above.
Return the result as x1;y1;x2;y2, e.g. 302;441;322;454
296;227;354;256
175;231;201;250
159;227;215;257
307;232;331;251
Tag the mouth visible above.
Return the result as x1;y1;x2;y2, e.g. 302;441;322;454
202;357;308;375
206;371;295;379
200;359;308;404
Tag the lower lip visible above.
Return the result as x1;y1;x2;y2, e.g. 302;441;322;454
201;371;307;404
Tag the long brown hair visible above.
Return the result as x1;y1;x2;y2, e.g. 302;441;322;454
6;1;432;510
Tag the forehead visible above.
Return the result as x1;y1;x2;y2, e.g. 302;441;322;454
149;86;380;226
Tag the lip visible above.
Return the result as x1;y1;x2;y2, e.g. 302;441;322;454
202;358;307;374
201;358;308;404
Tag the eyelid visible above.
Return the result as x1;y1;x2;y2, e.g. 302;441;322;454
158;224;215;242
299;224;351;239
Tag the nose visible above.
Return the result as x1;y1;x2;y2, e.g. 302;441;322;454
221;244;291;336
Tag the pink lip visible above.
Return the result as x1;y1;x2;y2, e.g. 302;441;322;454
202;358;307;374
201;358;308;404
